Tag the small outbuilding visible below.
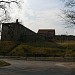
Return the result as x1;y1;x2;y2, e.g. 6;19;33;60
37;29;55;41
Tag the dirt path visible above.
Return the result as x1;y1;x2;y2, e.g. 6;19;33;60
0;59;75;75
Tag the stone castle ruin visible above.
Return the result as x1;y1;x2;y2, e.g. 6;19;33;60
1;19;75;42
1;19;44;42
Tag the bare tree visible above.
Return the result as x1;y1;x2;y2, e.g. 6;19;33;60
0;0;21;32
62;0;75;27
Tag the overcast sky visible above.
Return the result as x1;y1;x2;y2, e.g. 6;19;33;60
8;0;75;35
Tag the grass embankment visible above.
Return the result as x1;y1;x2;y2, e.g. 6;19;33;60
9;41;75;57
58;41;75;57
0;60;10;67
0;41;75;57
9;41;63;57
0;41;19;56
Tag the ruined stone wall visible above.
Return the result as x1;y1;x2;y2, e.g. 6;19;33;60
1;21;44;42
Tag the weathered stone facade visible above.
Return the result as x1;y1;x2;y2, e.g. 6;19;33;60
37;29;55;41
1;19;43;42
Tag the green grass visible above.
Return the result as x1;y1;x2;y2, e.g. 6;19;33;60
0;41;19;55
58;41;75;57
0;60;10;67
25;41;60;48
0;41;75;57
9;42;65;57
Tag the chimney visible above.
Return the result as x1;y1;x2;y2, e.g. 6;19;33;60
16;19;19;23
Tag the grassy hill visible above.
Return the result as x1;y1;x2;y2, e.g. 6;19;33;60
0;41;75;57
0;41;19;56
